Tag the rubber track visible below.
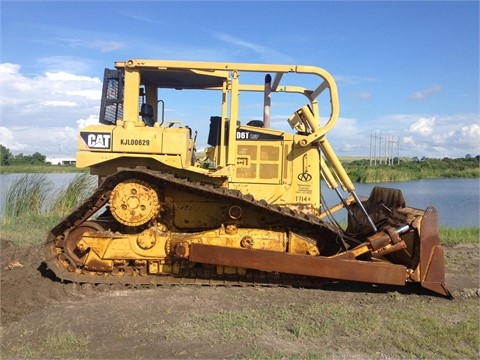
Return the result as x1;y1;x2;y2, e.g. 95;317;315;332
45;167;342;287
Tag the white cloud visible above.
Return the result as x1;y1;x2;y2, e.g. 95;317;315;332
0;62;101;127
398;114;480;158
66;89;103;100
77;115;100;129
88;40;125;53
408;116;435;136
328;117;367;154
403;136;414;145
409;84;443;101
43;101;77;107
0;63;20;76
0;127;26;152
37;56;94;74
45;71;97;82
0;63;101;157
39;34;126;54
326;113;479;158
1;126;79;157
349;91;371;100
461;123;480;140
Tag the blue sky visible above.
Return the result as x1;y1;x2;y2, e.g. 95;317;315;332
1;0;478;159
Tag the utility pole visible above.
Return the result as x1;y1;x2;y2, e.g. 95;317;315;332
384;136;388;165
369;131;373;166
397;138;400;164
369;132;401;166
375;132;382;165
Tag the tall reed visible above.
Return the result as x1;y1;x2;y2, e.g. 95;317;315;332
2;174;96;244
3;174;53;220
50;173;96;216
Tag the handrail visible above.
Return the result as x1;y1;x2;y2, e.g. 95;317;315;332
119;59;340;140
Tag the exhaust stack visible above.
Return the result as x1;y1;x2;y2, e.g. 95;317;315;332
263;74;271;128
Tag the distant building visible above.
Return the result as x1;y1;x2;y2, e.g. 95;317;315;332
46;157;76;165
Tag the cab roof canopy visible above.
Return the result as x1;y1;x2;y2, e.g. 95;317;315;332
139;68;226;89
115;60;228;90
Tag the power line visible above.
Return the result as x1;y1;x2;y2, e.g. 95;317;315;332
370;131;399;165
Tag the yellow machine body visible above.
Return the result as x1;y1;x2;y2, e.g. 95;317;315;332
46;59;450;297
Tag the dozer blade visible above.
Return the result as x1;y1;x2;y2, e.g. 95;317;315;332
189;204;452;298
189;243;409;286
418;206;452;298
351;187;451;298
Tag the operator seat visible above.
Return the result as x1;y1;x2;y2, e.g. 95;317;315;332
247;120;264;127
140;103;155;126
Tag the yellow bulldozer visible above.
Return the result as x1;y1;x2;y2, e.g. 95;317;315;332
45;59;450;297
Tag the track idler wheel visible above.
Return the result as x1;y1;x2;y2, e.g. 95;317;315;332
109;179;160;227
63;221;105;267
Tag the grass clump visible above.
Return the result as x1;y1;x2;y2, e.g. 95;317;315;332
440;227;480;245
50;173;96;216
168;295;479;359
343;158;479;183
0;164;85;174
43;330;90;356
4;174;53;219
7;330;90;359
385;303;480;359
1;214;63;245
1;173;96;245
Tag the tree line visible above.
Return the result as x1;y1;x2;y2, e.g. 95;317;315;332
342;155;479;183
1;144;47;166
344;154;479;167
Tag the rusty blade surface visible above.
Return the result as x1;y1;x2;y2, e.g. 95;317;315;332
419;206;452;298
189;243;408;286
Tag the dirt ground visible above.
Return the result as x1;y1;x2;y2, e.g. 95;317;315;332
1;238;479;359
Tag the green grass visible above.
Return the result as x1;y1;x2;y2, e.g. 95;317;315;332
343;158;479;183
385;304;480;359
43;331;90;356
1;173;96;245
4;174;53;219
0;164;86;174
167;297;479;359
1;214;63;245
7;330;90;359
50;173;96;217
440;227;480;246
345;165;480;183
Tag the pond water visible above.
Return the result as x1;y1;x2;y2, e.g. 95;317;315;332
321;178;479;228
0;174;478;228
